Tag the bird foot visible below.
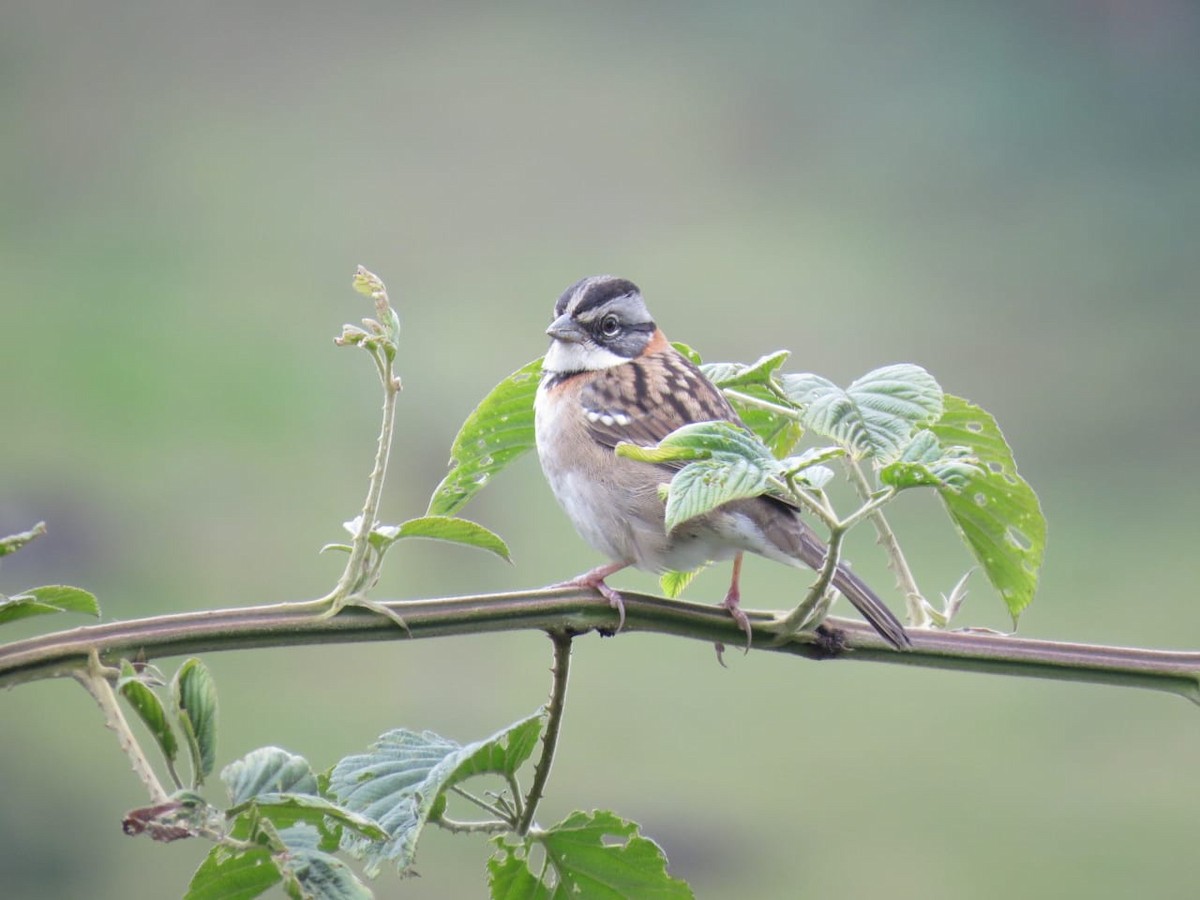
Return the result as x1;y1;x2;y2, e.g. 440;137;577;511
721;585;753;652
552;563;628;630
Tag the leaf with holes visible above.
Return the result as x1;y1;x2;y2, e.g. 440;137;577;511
489;810;693;899
328;713;543;877
880;429;981;491
930;395;1046;621
781;364;944;462
427;358;542;516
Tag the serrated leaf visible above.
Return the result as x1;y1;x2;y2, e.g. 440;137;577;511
279;848;373;900
0;585;99;625
186;843;281;900
722;383;806;459
0;522;46;557
427;358;542;516
931;395;1046;621
174;659;218;787
118;660;178;767
234;795;389;844
223;748;320;805
659;566;706;599
385;515;511;563
616;420;776;467
493;810;693;899
329;713;543;876
673;344;804;458
879;429;981;491
488;844;550;899
781;364;944;462
700;350;790;388
664;457;773;533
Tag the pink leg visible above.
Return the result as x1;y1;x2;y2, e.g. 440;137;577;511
722;552;752;649
553;561;630;630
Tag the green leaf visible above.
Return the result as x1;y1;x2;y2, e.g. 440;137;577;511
186;843;281;900
117;660;178;768
380;515;511;563
0;521;46;557
664;457;773;533
670;342;703;365
0;585;99;625
279;848;373;900
723;383;806;459
427;358;542;516
616;420;775;467
700;350;790;388
223;747;320;805
488;845;551;899
659;566;706;599
235;795;389;845
174;659;218;787
879;430;981;491
781;363;944;462
930;395;1046;621
329;713;543;876
491;810;693;899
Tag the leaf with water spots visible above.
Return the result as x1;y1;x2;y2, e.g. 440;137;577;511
427;358;542;516
930;395;1046;622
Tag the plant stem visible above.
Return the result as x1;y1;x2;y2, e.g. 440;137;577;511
2;589;1198;704
74;650;170;803
517;631;573;835
777;525;846;633
722;388;804;422
449;785;514;824
432;814;510;835
843;457;931;627
321;343;400;612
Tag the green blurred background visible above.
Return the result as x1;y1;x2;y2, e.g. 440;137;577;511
3;3;1199;898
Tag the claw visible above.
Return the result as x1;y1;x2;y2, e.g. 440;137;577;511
553;561;629;630
721;552;752;651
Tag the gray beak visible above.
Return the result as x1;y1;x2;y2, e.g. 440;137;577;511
546;314;588;343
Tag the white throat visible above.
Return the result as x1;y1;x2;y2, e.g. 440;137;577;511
543;339;627;373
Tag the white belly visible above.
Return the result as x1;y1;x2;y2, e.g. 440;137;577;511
535;381;748;573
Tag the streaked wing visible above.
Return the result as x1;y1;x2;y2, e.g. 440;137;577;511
580;349;740;451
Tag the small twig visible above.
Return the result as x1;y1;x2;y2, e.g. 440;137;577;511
309;268;407;630
517;631;573;835
505;772;525;824
74;650;170;804
843;457;931;627
722;388;805;422
450;785;515;824
776;525;847;634
432;813;511;835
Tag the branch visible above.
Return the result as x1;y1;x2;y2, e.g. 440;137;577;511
518;631;573;835
1;590;1198;705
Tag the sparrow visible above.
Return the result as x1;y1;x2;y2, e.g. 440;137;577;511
533;275;911;650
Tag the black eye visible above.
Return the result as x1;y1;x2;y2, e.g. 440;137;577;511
599;314;621;338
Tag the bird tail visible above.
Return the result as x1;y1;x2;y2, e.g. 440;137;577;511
794;530;912;649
